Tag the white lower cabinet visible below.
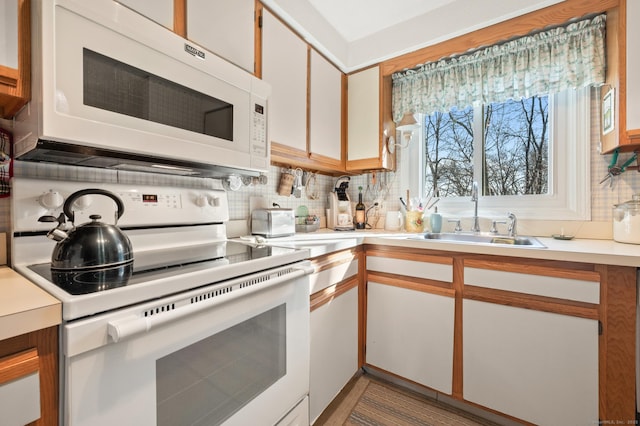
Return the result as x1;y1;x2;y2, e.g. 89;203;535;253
366;282;455;394
310;286;359;423
463;299;599;425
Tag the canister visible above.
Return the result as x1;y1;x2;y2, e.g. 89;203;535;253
613;194;640;244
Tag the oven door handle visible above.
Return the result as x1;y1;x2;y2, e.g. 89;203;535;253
107;263;313;342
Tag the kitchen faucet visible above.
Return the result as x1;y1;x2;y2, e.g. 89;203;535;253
507;212;517;237
471;181;481;233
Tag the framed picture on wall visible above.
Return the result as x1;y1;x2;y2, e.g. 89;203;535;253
602;87;614;135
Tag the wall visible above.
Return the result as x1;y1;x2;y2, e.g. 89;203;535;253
1;89;638;249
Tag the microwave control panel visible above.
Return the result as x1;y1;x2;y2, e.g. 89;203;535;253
250;96;268;170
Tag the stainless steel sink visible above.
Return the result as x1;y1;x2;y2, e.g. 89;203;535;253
408;232;546;248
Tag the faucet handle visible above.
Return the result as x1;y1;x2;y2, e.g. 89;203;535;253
507;212;517;237
490;220;507;234
448;218;463;232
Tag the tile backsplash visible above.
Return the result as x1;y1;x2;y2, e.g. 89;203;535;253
0;97;638;242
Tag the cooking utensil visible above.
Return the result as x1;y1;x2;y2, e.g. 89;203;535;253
305;172;319;200
293;168;303;198
39;189;133;270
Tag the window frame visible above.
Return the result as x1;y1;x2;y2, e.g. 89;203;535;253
401;87;591;222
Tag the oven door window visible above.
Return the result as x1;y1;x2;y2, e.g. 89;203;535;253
156;304;286;426
83;48;234;141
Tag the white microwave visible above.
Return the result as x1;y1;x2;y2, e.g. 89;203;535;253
14;0;270;178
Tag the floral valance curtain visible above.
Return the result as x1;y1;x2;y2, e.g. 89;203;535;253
392;14;606;121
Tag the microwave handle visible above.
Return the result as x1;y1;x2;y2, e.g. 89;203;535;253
107;266;309;342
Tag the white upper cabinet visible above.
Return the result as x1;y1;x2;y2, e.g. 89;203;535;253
116;0;255;73
309;50;343;166
262;9;308;153
116;0;174;29
347;66;394;171
187;0;255;73
348;67;379;161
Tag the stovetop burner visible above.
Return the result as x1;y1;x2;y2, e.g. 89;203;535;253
28;241;287;295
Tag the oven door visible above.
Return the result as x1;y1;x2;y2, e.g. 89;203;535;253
62;263;311;426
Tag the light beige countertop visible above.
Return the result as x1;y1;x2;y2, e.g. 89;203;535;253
0;266;62;341
254;229;640;267
365;235;640;267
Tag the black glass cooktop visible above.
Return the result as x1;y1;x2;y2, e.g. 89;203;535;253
28;241;298;295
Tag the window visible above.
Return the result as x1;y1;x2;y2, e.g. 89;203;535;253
425;94;550;197
402;87;592;221
393;15;604;223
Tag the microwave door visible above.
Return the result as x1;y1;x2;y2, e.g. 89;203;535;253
17;0;269;175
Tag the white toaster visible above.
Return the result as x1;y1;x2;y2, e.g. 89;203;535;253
251;208;295;238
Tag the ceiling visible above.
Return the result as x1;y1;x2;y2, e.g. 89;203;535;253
261;0;564;72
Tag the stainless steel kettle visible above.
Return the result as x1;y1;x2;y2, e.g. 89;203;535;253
39;189;133;270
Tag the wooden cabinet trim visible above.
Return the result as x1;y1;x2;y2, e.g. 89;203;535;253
0;65;18;87
0;0;31;118
596;264;636;421
311;248;359;273
310;275;358;311
0;348;39;385
173;0;186;37
366;249;453;266
0;326;58;425
367;271;455;298
452;257;464;399
464;285;599;320
464;258;600;282
380;0;619;77
254;0;262;77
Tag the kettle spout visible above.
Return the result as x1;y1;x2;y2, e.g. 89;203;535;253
46;227;69;242
38;212;69;242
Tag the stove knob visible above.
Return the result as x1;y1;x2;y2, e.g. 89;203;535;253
38;191;64;210
72;194;92;211
208;196;220;207
195;194;208;207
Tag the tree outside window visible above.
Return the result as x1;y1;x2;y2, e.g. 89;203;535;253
424;95;549;200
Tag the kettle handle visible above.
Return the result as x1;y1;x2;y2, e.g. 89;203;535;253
63;188;125;224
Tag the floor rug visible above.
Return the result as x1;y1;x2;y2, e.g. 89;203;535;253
336;377;495;426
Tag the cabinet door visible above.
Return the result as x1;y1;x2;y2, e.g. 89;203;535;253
116;0;173;29
309;50;343;169
366;281;454;394
0;0;30;118
347;67;379;162
262;10;307;154
310;285;358;423
187;0;255;73
463;299;598;425
0;0;18;69
0;348;41;425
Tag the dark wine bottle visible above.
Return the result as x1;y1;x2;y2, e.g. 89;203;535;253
355;187;366;229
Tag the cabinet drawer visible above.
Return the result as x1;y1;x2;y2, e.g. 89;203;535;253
0;348;41;426
367;256;452;282
464;266;600;304
310;257;358;294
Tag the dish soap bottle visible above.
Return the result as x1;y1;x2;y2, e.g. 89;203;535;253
430;207;442;233
355;186;366;229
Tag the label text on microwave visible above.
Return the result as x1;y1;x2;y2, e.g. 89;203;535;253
184;44;205;60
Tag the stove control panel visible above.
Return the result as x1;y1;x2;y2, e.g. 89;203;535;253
12;178;230;232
